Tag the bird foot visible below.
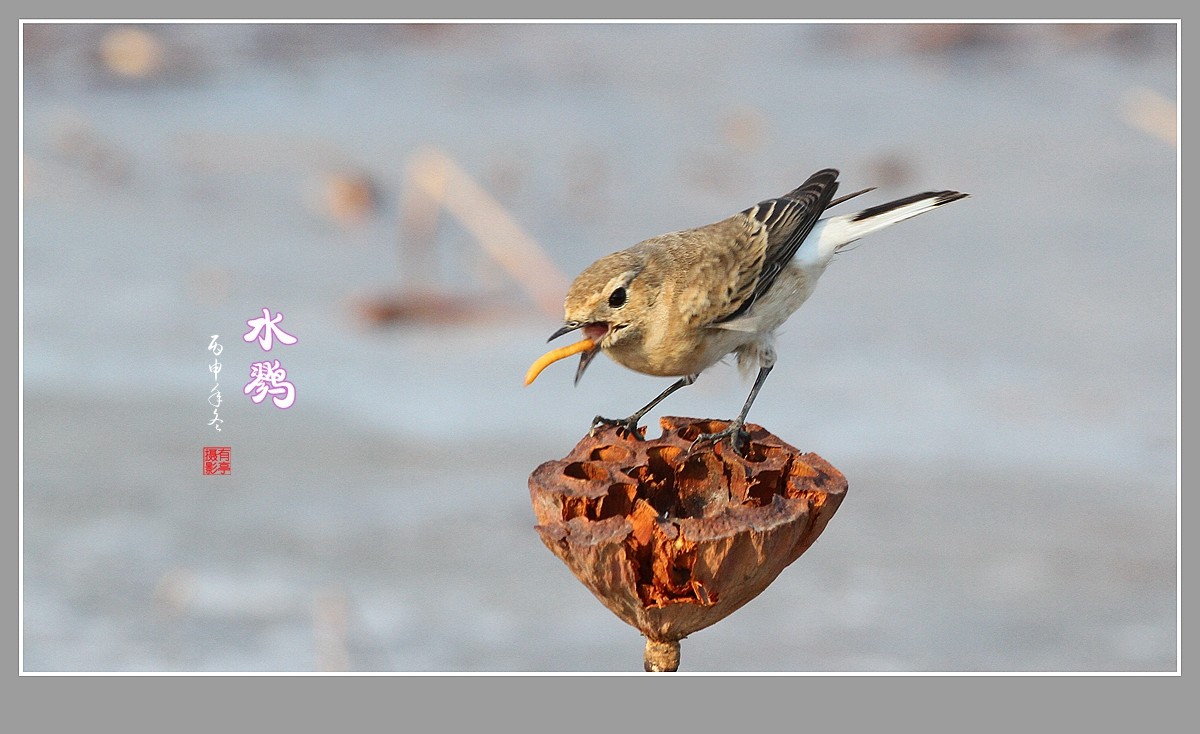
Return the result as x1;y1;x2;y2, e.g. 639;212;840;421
689;421;749;456
590;415;645;441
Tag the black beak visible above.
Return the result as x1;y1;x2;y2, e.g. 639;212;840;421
574;347;599;386
547;322;582;342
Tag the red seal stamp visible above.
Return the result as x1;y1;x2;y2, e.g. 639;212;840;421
203;447;231;475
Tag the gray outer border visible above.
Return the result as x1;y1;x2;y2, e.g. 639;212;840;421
14;3;1183;731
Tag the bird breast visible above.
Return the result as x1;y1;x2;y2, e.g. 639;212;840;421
604;322;750;377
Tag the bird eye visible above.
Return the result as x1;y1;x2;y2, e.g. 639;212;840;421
608;287;627;308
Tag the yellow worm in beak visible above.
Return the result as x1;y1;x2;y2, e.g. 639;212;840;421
524;337;595;386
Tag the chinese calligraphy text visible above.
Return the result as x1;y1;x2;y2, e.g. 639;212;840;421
243;307;298;351
244;359;296;409
242;308;297;409
207;334;223;431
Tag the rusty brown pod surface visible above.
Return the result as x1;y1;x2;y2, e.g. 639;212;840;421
529;416;848;671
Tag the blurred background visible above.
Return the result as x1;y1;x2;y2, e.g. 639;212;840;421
22;22;1177;672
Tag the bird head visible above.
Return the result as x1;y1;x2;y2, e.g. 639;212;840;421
525;250;654;386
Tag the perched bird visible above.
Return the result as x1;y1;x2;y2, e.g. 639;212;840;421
525;168;968;454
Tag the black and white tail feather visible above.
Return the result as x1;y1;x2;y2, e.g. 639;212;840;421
836;189;969;247
796;174;968;269
721;169;967;329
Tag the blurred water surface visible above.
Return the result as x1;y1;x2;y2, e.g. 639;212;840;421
22;23;1177;671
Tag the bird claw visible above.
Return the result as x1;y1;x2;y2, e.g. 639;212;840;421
688;422;749;456
590;415;645;440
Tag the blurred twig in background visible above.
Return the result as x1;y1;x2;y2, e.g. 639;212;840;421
313;587;351;672
401;147;569;319
1122;87;1177;147
357;147;569;326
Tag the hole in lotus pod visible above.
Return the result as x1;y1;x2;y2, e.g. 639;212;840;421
746;470;784;506
626;448;685;517
591;483;637;520
646;445;682;467
562;461;607;481
674;421;729;442
589;445;632;462
675;453;729;518
742;442;785;463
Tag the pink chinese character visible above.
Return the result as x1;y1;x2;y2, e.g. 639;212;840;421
244;359;296;409
243;308;298;351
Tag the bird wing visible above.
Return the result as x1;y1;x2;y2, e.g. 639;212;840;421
667;216;768;329
711;168;841;324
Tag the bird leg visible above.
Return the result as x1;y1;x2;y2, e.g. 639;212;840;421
691;365;773;456
591;374;697;440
